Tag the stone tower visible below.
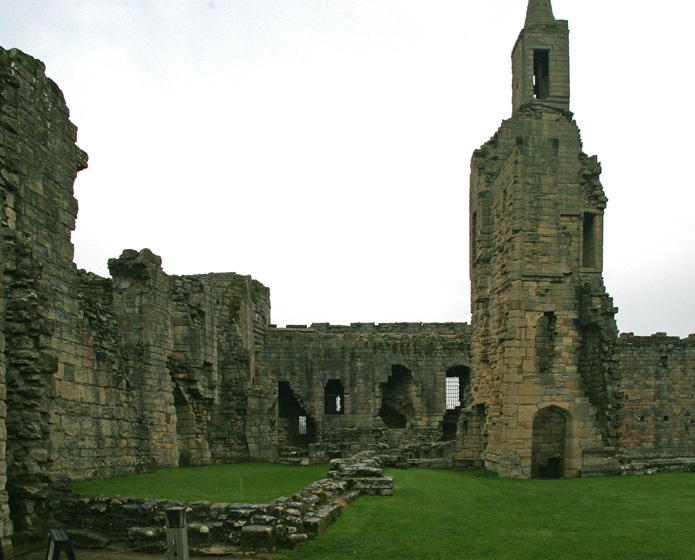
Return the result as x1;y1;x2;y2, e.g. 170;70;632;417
469;0;620;478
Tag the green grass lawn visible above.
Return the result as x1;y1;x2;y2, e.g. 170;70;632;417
277;468;695;560
72;462;329;504
73;464;695;559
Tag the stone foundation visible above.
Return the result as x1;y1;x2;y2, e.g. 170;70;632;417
48;454;394;553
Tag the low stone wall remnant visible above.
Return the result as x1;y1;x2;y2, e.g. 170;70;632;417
50;454;394;554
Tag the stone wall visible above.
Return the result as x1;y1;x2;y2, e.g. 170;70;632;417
616;333;695;461
0;199;11;557
0;46;277;539
260;323;471;458
1;46;88;540
191;273;271;462
49;454;394;554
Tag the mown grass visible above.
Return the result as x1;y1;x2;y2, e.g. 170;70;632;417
277;468;695;560
72;462;329;504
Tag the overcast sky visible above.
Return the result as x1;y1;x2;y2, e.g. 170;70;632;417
1;0;693;336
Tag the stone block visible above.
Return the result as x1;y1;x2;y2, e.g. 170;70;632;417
240;525;276;552
348;477;394;496
303;503;342;536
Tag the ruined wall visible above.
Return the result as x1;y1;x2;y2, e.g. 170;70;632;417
192;273;271;462
616;333;695;461
107;249;178;471
0;218;11;557
0;47;276;540
261;323;471;458
1;46;90;535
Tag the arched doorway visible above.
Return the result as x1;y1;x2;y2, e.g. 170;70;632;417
531;406;570;479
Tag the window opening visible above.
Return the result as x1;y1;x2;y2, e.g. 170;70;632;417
324;379;345;415
379;365;417;429
533;49;550;99
278;381;316;446
552;138;560;156
446;377;460;410
536;312;556;375
442;366;471;441
582;213;597;268
471;211;478;258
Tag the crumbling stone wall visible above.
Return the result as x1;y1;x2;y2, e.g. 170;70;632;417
616;333;695;461
0;215;11;557
0;46;276;539
108;249;178;471
50;453;394;554
191;273;271;462
261;323;471;458
1;45;89;537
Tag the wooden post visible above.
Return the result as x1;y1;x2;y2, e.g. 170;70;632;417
165;507;189;560
45;530;77;560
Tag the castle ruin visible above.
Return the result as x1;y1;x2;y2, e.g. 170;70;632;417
1;0;694;554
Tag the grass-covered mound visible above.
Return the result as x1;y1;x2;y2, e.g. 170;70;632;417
72;462;329;504
277;468;695;560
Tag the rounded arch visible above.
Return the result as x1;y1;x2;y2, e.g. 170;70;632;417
531;405;572;479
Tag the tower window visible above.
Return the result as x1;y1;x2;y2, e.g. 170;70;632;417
582;213;597;268
536;312;556;375
533;50;550;99
471;211;478;258
324;379;345;414
446;377;460;410
445;366;470;410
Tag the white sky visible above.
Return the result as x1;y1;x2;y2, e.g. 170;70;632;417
1;0;693;336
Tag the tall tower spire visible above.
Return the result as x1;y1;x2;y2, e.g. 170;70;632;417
512;0;569;114
470;0;618;479
525;0;555;26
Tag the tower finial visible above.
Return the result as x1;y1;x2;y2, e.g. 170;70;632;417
525;0;555;26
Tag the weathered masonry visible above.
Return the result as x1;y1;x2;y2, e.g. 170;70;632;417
468;0;695;478
469;0;619;478
1;0;694;553
263;322;471;455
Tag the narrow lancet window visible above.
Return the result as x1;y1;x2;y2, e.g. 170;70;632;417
324;379;345;415
582;213;597;268
533;50;550;99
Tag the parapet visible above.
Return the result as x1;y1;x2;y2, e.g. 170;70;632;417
269;322;470;335
619;332;695;346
